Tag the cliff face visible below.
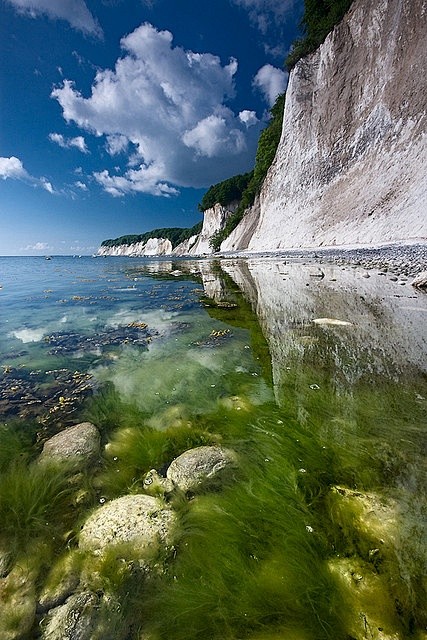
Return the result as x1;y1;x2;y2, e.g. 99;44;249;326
98;237;173;256
98;204;235;257
180;202;237;255
99;0;425;257
222;0;427;251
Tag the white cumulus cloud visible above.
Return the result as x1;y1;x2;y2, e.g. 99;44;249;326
239;110;258;127
4;0;102;36
0;156;28;180
75;180;88;190
253;64;288;106
0;155;55;192
105;134;129;156
182;111;246;158
49;132;89;153
51;22;261;197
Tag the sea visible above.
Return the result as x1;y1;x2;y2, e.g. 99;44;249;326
0;254;426;639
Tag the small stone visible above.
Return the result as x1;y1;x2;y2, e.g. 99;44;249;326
143;469;174;497
167;445;238;494
313;318;352;326
411;271;427;289
38;422;100;469
40;591;122;640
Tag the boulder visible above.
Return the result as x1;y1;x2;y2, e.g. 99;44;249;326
38;552;82;613
166;445;238;493
0;562;37;640
38;422;100;469
328;557;403;639
40;591;123;640
411;271;427;289
79;494;176;556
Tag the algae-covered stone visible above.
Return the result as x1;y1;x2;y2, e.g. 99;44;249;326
40;590;124;640
166;445;238;493
328;485;397;551
0;562;37;640
39;422;100;469
328;557;403;639
38;552;82;612
143;469;174;497
0;547;12;578
79;494;176;556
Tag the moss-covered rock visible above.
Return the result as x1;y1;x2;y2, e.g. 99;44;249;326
166;445;238;494
79;494;176;558
38;422;100;469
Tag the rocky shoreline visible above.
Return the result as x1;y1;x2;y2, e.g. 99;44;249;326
216;241;427;280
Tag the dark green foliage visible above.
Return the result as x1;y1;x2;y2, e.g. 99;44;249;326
286;0;355;69
209;94;285;251
198;172;253;212
101;221;203;249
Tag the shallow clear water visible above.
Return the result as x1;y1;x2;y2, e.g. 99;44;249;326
0;256;426;639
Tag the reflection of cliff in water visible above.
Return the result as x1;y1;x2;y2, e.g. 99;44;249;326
220;258;427;392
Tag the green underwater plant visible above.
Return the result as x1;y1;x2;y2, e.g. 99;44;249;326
0;459;74;560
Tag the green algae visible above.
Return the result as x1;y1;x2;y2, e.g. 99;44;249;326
1;258;426;639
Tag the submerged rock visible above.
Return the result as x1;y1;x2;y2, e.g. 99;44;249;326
38;552;82;613
0;562;37;640
79;494;176;557
328;557;403;639
143;469;174;497
411;270;427;289
166;445;238;494
313;318;353;326
40;590;123;640
38;422;100;469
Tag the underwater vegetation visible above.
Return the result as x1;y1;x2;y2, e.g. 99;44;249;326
0;257;426;639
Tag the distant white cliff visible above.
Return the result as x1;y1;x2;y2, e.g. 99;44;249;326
99;0;426;258
98;237;173;257
98;204;236;257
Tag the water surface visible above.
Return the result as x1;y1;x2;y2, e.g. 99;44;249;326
0;255;425;639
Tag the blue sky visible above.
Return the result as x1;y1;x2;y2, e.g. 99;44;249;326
0;0;302;255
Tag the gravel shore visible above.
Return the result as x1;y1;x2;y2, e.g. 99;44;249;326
218;242;427;278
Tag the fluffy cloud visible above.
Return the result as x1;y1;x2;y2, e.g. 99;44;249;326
105;134;129;156
253;64;288;106
48;133;89;153
75;180;88;191
182;111;246;158
51;22;261;197
4;0;101;36
239;110;258;127
0;155;54;192
0;156;28;180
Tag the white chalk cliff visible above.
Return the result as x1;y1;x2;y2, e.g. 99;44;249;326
222;0;427;251
98;237;173;257
99;0;426;257
179;202;237;255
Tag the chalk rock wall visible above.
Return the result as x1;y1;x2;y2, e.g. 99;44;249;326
178;203;237;255
97;237;173;256
223;0;427;251
98;204;235;257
